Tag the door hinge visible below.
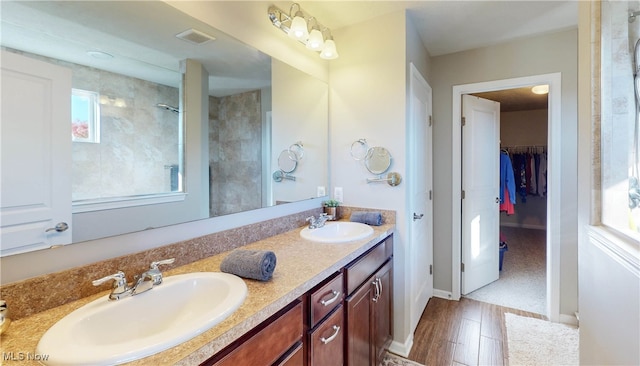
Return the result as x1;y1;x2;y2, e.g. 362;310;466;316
461;190;465;199
461;116;466;126
429;264;433;275
461;263;465;272
429;190;433;200
429;115;433;127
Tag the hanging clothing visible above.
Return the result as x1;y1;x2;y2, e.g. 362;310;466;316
499;188;515;215
538;153;547;197
500;151;516;205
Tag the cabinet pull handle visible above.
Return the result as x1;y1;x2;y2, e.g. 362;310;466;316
320;290;340;306
320;325;341;344
377;277;383;297
372;279;380;302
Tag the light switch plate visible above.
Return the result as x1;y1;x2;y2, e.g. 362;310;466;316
317;186;326;197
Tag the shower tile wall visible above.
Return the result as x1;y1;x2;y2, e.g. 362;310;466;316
209;90;262;216
72;69;179;200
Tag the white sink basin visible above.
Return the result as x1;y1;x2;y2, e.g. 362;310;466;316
36;272;247;366
300;221;374;243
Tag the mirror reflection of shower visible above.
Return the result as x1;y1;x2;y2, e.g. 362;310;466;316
156;103;180;113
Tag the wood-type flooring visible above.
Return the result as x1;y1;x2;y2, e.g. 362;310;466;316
407;297;545;366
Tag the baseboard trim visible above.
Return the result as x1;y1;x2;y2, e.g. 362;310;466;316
500;222;547;230
433;289;454;300
559;313;579;326
389;333;414;358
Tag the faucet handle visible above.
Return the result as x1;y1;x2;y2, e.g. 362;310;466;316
150;258;175;270
92;271;127;287
147;258;175;285
0;300;10;335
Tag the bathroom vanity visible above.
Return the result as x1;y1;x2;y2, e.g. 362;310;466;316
0;222;394;366
204;233;393;366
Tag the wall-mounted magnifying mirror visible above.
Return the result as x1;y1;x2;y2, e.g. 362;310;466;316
365;146;392;175
278;149;298;173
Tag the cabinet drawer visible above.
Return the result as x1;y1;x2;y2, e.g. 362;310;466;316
210;301;303;366
309;272;344;327
309;305;344;366
275;342;303;366
345;235;393;295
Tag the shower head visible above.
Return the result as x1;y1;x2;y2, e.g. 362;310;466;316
156;103;180;113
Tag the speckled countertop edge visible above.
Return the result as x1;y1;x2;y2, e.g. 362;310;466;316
0;223;394;366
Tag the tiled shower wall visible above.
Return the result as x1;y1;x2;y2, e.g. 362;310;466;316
209;90;263;216
71;68;180;200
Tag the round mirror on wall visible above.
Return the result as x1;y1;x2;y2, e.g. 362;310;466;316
364;146;392;175
277;149;298;173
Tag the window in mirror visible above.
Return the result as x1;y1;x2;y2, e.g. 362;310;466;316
71;89;100;143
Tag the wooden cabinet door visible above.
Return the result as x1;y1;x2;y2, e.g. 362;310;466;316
309;306;343;366
373;261;393;365
345;277;374;366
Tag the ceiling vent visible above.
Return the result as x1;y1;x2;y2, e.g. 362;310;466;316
175;29;216;45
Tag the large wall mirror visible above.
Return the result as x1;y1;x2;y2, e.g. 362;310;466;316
1;1;328;246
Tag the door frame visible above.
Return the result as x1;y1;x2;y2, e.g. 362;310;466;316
451;73;562;322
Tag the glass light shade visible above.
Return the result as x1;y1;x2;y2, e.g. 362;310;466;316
320;39;339;60
306;28;324;51
288;13;308;41
531;84;549;94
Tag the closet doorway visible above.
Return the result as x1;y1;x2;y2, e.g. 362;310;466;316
451;73;562;322
464;87;549;316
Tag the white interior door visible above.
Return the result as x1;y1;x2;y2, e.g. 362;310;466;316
409;64;433;332
461;94;500;294
1;50;72;256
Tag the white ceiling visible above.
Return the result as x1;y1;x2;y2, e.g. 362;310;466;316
1;1;578;105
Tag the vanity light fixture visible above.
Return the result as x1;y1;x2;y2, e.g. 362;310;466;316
288;4;308;41
531;84;549;95
306;18;324;51
268;3;339;60
320;35;339;60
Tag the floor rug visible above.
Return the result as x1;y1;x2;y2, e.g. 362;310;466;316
380;352;425;366
505;313;578;366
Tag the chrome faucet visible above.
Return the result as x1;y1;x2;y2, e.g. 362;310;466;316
92;258;175;301
306;213;333;229
0;300;11;335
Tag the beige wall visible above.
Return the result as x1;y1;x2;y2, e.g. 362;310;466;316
431;29;579;317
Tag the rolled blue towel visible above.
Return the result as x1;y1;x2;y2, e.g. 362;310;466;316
350;211;383;226
220;250;277;281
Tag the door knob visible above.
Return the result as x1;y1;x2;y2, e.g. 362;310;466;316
495;197;500;203
45;222;69;233
413;213;424;221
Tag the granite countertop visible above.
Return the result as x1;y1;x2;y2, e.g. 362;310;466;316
0;223;394;365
